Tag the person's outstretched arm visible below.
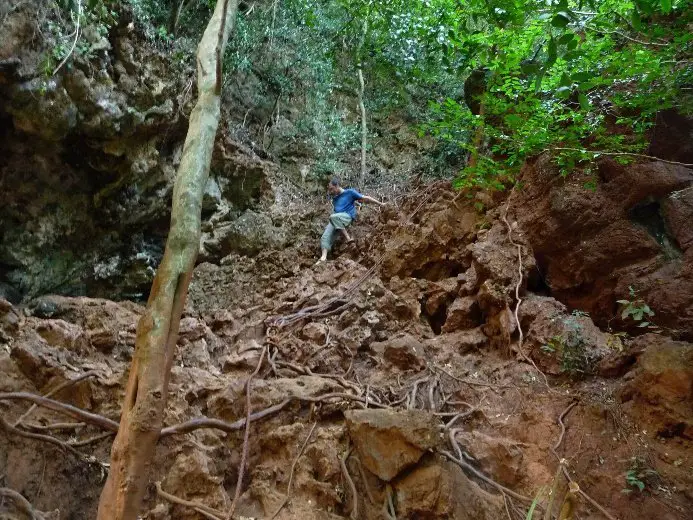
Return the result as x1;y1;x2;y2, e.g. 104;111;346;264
360;194;385;206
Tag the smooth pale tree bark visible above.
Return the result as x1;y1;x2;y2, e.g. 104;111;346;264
96;1;239;518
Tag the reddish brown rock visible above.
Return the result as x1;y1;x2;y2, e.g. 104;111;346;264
301;322;329;344
442;296;481;332
662;187;693;250
345;409;439;481
620;334;693;439
394;459;504;519
35;319;89;353
370;334;426;371
515;154;693;338
520;294;614;375
379;195;477;281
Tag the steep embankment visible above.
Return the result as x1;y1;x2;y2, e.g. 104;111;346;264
2;177;692;519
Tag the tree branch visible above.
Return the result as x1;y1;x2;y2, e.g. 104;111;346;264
549;147;693;168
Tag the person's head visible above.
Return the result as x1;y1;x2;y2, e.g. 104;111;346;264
327;177;342;195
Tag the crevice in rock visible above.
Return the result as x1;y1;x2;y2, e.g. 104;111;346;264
628;200;681;260
411;260;464;282
526;259;551;296
420;298;448;335
657;422;687;440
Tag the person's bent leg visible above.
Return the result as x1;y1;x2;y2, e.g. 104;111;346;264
317;222;336;263
329;213;354;243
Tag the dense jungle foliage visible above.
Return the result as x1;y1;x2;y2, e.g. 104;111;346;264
48;0;692;188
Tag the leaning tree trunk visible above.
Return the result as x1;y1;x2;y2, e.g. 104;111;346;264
96;1;239;518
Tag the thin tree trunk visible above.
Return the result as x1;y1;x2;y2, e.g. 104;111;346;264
96;1;239;518
358;67;367;179
170;0;188;36
467;100;485;169
356;12;369;181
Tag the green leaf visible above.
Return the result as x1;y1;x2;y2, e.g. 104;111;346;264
579;93;590;110
661;0;672;14
559;33;575;45
559;73;572;87
521;62;540;75
551;12;572;28
631;9;642;31
638;322;650;327
572;71;592;83
636;480;645;492
534;70;545;92
547;37;557;67
556;86;572;98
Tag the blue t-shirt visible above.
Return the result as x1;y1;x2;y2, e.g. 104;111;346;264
333;188;363;219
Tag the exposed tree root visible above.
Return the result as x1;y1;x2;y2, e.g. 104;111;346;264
340;446;358;520
226;347;266;520
550;401;619;520
0;392;119;431
156;482;225;520
441;449;533;504
270;421;318;520
0;487;45;520
13;371;98;428
160;400;291;437
0;414;83;458
501;190;552;391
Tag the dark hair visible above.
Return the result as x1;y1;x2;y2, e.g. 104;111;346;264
329;178;340;187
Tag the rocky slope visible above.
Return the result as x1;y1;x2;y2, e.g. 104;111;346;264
1;174;692;519
1;2;692;519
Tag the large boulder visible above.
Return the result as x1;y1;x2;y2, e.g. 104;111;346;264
515;154;693;338
620;334;693;439
513;156;693;337
344;409;439;481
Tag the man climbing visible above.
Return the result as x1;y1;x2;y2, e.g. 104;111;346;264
316;178;385;264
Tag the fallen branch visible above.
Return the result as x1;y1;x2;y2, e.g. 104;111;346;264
156;482;225;520
270;421;318;519
13;371;98;427
0;487;45;520
226;347;267;520
548;147;693;168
